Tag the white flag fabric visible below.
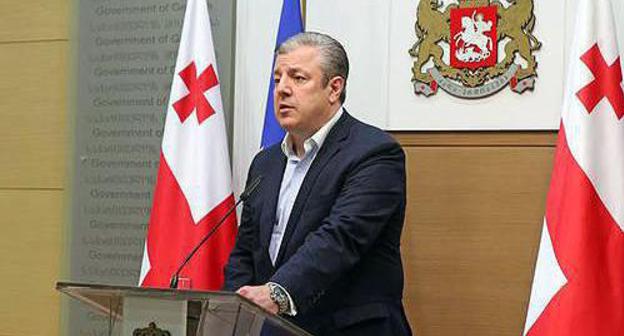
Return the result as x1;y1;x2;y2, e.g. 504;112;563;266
139;0;237;290
524;0;624;334
232;1;284;199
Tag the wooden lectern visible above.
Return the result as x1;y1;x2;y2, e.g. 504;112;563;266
56;281;311;336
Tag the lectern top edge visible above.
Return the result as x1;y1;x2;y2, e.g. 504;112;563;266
56;281;313;336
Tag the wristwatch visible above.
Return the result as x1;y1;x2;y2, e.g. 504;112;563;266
267;282;290;314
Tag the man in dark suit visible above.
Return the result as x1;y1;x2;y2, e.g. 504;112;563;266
224;32;411;336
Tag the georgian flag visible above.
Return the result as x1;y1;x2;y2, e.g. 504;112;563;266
139;0;237;290
523;0;624;334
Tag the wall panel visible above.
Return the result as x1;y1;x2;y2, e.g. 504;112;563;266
396;132;556;336
0;0;68;42
0;41;67;189
0;1;69;335
0;190;63;336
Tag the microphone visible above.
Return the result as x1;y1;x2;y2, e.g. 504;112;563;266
169;175;263;289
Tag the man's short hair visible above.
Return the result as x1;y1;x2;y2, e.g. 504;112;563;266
277;32;349;104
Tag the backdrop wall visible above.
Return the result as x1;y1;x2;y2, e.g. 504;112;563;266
0;1;68;335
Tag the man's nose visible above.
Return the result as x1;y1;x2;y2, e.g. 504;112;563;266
275;77;292;96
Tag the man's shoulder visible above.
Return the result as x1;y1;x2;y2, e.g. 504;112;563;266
345;114;400;149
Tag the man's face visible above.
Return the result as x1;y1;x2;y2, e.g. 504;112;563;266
273;46;342;137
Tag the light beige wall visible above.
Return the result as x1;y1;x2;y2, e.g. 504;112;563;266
0;1;68;335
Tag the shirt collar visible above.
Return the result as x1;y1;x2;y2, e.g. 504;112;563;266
281;107;344;160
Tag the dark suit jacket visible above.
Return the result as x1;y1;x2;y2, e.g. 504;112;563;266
224;112;411;336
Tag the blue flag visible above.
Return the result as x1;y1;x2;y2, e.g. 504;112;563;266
260;0;304;148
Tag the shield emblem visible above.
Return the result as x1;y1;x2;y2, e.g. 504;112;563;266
409;0;541;98
450;6;498;69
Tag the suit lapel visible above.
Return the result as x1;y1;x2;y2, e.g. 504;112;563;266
274;112;353;266
259;149;286;254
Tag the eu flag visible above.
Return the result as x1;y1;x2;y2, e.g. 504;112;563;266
260;0;304;148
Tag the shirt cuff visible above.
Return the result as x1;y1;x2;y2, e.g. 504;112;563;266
268;282;298;316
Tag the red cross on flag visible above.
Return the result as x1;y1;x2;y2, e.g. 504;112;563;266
139;0;237;290
524;0;624;334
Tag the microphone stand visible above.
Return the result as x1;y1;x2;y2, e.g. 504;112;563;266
169;176;262;289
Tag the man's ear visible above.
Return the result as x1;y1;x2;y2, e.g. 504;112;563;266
327;76;345;104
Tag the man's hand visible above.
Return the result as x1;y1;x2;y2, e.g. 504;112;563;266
236;285;279;315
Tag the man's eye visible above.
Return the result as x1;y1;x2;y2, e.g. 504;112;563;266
274;77;281;84
294;76;306;83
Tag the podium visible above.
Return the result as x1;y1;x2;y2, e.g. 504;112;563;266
56;281;311;336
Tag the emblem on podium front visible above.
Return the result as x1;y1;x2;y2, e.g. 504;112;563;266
133;322;171;336
409;0;541;98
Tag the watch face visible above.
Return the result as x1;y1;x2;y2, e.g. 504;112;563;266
269;283;289;314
